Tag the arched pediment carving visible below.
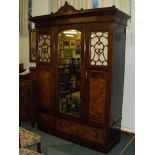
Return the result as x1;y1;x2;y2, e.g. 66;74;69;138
52;1;81;15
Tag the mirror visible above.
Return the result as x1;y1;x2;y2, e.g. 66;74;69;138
58;29;81;117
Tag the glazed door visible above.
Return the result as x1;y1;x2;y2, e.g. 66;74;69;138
85;23;110;125
36;28;55;113
56;25;85;119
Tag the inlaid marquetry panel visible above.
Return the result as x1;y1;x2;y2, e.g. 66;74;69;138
38;34;51;62
88;72;107;122
90;32;108;66
70;122;105;144
39;68;51;110
55;117;70;133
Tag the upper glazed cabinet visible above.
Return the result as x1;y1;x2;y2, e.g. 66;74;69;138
30;2;130;153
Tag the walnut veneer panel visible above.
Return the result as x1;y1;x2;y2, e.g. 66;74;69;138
89;72;107;122
70;122;105;144
39;68;52;110
55;117;70;134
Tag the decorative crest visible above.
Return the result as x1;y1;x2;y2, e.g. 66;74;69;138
54;1;79;15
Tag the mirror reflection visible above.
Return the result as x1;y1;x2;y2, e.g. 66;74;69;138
58;29;81;117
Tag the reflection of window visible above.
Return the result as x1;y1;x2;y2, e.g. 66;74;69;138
28;0;32;30
19;0;32;34
63;41;70;49
93;0;98;8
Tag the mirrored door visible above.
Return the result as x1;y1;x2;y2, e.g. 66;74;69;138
58;29;81;117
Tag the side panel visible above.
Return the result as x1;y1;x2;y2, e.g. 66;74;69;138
110;23;126;127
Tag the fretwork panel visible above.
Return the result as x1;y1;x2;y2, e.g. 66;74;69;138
38;34;51;62
90;32;108;66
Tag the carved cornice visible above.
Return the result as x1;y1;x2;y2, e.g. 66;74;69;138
30;3;130;26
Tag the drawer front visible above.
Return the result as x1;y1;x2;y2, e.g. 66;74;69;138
70;122;105;144
54;118;106;144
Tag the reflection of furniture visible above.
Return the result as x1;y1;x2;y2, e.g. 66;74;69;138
63;92;80;113
30;2;130;153
19;67;37;126
19;127;41;153
59;72;72;97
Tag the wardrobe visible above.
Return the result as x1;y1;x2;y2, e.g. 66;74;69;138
30;2;130;153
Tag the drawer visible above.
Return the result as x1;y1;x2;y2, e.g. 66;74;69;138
70;122;105;144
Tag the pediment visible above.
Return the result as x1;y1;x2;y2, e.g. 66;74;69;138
52;1;81;15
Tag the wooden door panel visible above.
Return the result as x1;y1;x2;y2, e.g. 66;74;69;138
85;23;110;125
88;71;107;123
38;67;52;112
